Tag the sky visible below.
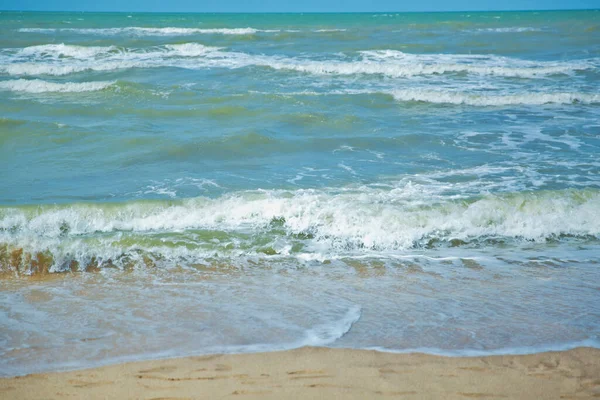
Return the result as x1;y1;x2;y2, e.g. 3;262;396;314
1;0;598;12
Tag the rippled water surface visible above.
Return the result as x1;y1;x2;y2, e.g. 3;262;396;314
1;10;599;376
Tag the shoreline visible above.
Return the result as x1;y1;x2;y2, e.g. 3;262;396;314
2;347;599;399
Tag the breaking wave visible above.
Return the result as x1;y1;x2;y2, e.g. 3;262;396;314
0;43;221;75
1;44;593;78
10;42;219;60
17;43;118;58
1;188;598;274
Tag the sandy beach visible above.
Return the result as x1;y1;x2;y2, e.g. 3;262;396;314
2;347;599;399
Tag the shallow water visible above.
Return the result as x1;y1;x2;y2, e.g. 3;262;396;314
1;10;599;377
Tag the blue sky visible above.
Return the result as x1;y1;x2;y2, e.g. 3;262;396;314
1;0;598;12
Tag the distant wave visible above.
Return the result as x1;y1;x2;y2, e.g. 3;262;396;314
1;44;592;79
474;27;543;33
274;89;600;107
313;29;347;32
18;27;274;36
0;79;116;93
17;27;349;36
17;26;546;36
388;89;600;106
269;58;584;79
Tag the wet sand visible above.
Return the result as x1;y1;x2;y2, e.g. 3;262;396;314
1;347;599;399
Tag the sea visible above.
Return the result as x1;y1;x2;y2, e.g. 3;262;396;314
1;10;599;377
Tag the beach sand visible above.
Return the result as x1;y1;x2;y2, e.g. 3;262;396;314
1;347;599;399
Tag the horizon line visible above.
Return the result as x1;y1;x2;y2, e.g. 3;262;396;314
1;8;598;14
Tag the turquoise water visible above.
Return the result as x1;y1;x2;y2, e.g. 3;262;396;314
1;10;600;376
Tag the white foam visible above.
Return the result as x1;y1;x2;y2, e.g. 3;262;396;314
303;306;361;346
366;339;600;358
338;163;357;175
132;177;221;198
164;43;222;57
0;79;115;93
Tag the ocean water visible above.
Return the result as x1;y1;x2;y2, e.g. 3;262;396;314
1;10;600;376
